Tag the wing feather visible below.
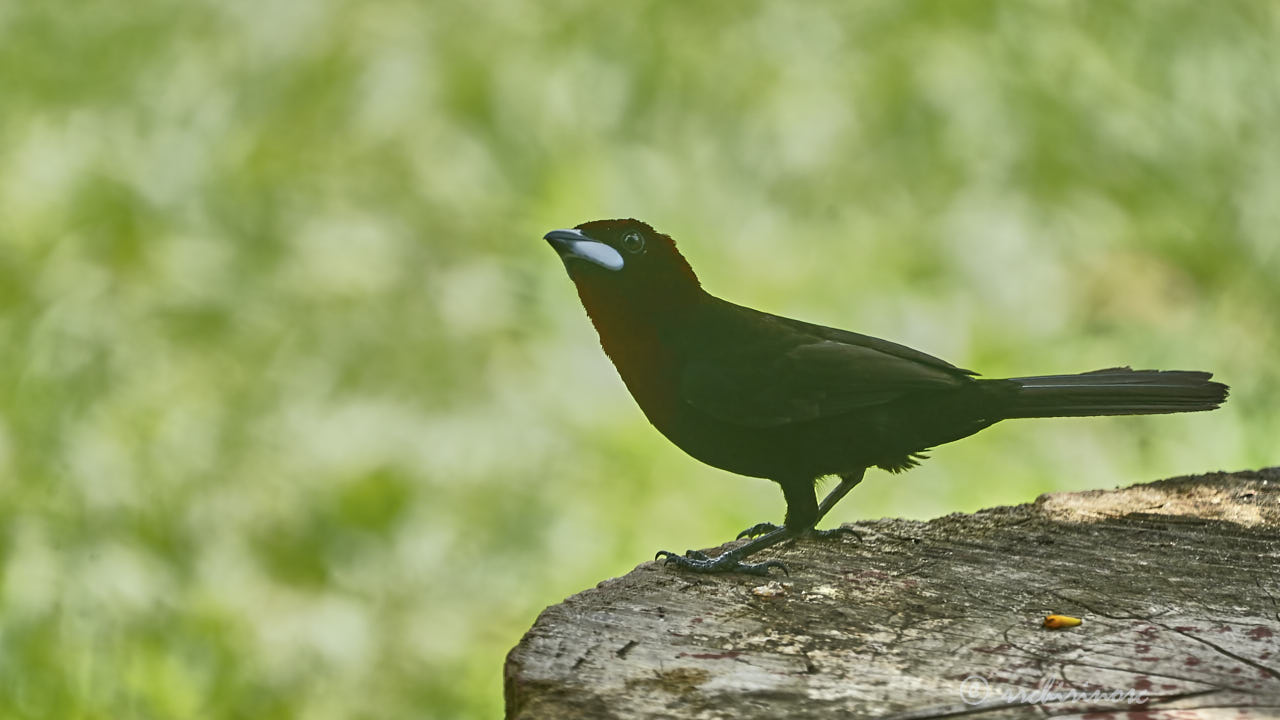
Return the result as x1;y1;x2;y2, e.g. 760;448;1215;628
678;304;973;427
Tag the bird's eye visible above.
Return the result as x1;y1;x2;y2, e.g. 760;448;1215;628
620;231;645;254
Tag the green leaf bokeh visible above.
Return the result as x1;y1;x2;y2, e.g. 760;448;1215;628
1;1;1277;718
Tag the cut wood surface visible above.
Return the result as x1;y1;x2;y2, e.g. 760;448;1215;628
505;468;1280;719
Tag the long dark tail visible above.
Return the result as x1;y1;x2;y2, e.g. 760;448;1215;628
1000;366;1228;419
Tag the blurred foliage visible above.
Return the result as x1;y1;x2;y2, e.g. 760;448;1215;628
1;1;1277;718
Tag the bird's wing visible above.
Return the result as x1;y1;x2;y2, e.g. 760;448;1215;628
769;313;977;377
678;308;973;428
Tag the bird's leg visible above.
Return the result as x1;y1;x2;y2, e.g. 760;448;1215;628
815;467;866;518
657;478;818;575
806;467;866;540
737;468;867;539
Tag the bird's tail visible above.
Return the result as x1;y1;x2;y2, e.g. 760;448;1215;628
1000;366;1228;419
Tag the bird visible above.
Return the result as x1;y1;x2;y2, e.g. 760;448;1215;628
543;219;1228;575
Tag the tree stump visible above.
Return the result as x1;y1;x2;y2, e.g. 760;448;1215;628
505;468;1280;719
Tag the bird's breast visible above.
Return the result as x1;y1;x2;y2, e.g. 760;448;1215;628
594;320;685;430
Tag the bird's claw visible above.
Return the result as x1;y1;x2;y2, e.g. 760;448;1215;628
736;522;781;539
736;523;860;541
811;526;861;541
655;549;788;576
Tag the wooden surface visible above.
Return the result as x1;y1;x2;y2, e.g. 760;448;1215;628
505;468;1280;719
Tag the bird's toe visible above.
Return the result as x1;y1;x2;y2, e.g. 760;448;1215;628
655;548;788;576
808;526;861;541
736;522;782;539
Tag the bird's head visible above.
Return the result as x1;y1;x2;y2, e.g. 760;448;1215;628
544;219;702;313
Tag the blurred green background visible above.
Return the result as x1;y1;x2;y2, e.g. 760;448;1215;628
2;1;1277;717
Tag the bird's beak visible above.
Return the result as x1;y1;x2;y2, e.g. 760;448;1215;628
544;228;624;271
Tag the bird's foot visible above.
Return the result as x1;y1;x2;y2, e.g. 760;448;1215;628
655;549;788;576
736;523;860;541
810;526;861;541
736;522;781;539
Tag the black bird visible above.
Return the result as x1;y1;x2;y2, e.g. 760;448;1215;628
545;219;1228;574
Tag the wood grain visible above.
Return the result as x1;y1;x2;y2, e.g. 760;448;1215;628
506;468;1280;719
